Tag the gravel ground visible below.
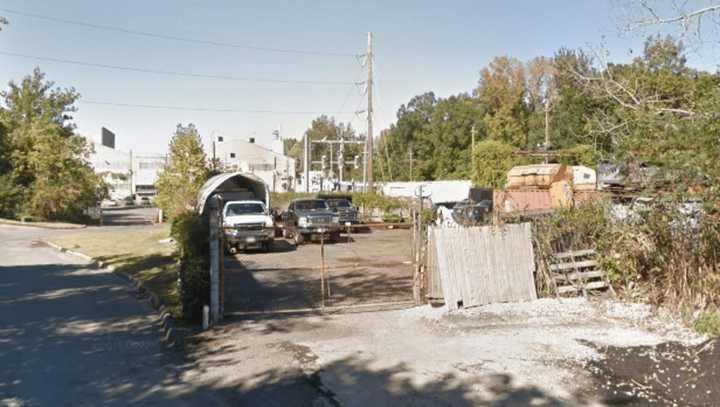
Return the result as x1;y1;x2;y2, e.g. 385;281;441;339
184;297;705;406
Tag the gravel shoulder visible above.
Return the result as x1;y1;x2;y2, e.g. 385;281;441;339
185;297;705;406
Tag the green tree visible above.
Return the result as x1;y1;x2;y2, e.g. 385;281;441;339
155;124;210;219
475;56;528;147
471;140;520;188
289;116;362;181
0;68;102;220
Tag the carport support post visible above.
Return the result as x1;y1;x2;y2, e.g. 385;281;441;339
209;196;221;324
413;186;423;305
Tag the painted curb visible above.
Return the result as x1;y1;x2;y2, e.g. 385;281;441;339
44;240;179;347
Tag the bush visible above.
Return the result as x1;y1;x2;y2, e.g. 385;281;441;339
530;195;720;335
471;140;523;188
171;211;210;322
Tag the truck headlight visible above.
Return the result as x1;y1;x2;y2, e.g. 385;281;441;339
332;216;340;224
298;217;308;227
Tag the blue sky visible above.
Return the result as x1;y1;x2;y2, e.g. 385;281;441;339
0;1;712;154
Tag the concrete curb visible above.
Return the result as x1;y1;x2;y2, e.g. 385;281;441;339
43;240;179;347
0;218;87;230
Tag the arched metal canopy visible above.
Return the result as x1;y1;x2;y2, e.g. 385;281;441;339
196;172;269;215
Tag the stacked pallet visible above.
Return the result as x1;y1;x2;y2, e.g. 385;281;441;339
551;249;608;294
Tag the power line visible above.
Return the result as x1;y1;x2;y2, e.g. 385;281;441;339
80;100;354;114
0;7;359;57
0;50;354;85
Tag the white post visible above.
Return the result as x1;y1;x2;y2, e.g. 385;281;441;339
209;197;220;324
202;305;209;330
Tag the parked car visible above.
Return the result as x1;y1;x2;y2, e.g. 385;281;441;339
223;200;275;253
324;198;360;226
137;196;152;207
451;199;492;226
281;199;341;245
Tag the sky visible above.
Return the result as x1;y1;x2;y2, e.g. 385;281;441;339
0;1;715;155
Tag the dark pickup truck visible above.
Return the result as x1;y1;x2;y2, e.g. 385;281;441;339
281;199;341;245
324;198;360;225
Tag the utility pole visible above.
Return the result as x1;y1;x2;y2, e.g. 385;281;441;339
129;149;134;196
338;139;344;185
544;99;551;164
366;32;374;192
304;135;310;193
544;99;551;149
409;149;414;182
471;125;477;171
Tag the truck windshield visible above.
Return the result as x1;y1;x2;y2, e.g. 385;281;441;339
294;200;329;211
225;203;265;216
327;199;351;208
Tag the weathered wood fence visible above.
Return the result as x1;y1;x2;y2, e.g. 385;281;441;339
426;223;537;309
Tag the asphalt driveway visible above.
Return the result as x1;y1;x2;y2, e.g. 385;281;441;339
0;225;224;406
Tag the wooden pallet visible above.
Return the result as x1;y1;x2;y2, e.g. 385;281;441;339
551;249;609;295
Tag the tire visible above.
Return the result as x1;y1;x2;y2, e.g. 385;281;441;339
329;231;340;244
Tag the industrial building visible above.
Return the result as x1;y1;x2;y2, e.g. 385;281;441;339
212;132;297;193
87;128;166;201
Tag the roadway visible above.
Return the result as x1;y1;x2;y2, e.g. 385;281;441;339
0;225;225;406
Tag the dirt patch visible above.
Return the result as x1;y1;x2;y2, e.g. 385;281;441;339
587;339;718;406
224;229;414;313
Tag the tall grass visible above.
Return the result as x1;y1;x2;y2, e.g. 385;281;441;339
530;195;720;335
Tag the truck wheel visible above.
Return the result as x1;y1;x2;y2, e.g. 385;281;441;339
330;232;340;244
294;233;305;246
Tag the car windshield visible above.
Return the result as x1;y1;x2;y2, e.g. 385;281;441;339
225;203;265;216
294;200;329;211
327;199;351;208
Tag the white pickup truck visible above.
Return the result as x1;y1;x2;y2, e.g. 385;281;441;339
222;200;275;253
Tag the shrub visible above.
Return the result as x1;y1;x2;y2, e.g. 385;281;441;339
471;139;523;188
530;194;720;335
171;210;210;322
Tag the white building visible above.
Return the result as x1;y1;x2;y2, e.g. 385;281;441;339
89;142;132;200
87;129;166;200
213;135;296;192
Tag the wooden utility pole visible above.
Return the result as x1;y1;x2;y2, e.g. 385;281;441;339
409;149;414;182
544;99;551;164
304;135;310;192
366;32;374;192
544;99;550;149
471;125;477;170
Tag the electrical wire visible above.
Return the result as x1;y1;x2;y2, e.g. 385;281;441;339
0;7;359;57
0;50;355;86
79;100;354;114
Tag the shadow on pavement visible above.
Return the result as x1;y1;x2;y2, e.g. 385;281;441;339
0;262;225;406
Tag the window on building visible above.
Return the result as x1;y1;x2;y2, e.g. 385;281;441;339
230;153;236;158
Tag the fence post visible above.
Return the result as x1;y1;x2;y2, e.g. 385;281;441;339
320;232;326;308
208;196;220;324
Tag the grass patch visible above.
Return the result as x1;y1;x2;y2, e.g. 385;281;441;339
48;225;181;318
694;308;720;337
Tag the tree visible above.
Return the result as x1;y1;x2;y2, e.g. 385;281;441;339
475;56;528;146
289;116;362;181
155;124;210;220
0;68;102;220
471;140;520;188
